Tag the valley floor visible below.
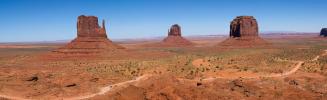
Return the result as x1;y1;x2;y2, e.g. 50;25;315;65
1;34;327;100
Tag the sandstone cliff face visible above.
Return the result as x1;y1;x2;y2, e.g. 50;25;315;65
320;28;327;37
77;15;107;38
168;24;182;36
162;24;193;46
230;16;258;38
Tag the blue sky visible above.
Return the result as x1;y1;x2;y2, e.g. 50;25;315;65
0;0;326;42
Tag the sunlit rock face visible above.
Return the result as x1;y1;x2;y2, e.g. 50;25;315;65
219;16;268;47
77;15;107;38
230;16;258;38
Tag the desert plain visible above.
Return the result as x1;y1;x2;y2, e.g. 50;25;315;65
0;32;327;100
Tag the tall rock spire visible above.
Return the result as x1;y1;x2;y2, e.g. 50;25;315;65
99;19;107;37
102;19;106;31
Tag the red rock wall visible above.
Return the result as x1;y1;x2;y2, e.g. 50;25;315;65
168;24;182;36
77;15;107;38
230;16;258;38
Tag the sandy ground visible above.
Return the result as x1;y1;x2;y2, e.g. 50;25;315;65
0;34;327;100
65;49;326;100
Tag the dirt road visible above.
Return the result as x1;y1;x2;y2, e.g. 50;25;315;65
0;95;31;100
64;74;152;100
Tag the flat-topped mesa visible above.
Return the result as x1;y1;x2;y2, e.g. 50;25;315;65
219;16;268;47
320;28;327;37
230;16;259;38
77;15;107;38
168;24;182;36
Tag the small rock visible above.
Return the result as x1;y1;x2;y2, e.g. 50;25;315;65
90;78;99;82
289;80;299;86
26;76;38;82
65;83;77;87
196;82;202;86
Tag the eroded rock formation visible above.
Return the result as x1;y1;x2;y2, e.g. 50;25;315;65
162;24;193;46
320;28;327;37
230;16;258;38
77;15;107;38
52;15;124;56
168;24;182;36
220;16;267;46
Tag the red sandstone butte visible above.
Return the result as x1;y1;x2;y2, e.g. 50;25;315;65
220;16;267;46
77;15;108;38
162;24;193;46
53;15;124;55
230;16;258;38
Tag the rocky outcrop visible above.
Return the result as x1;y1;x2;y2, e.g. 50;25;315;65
52;15;124;56
230;16;258;38
162;24;193;46
168;24;182;36
77;15;107;38
219;16;268;47
320;28;327;37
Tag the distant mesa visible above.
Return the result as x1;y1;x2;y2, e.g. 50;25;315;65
320;28;327;37
230;16;258;38
52;15;124;56
167;24;182;36
162;24;193;46
220;16;268;46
